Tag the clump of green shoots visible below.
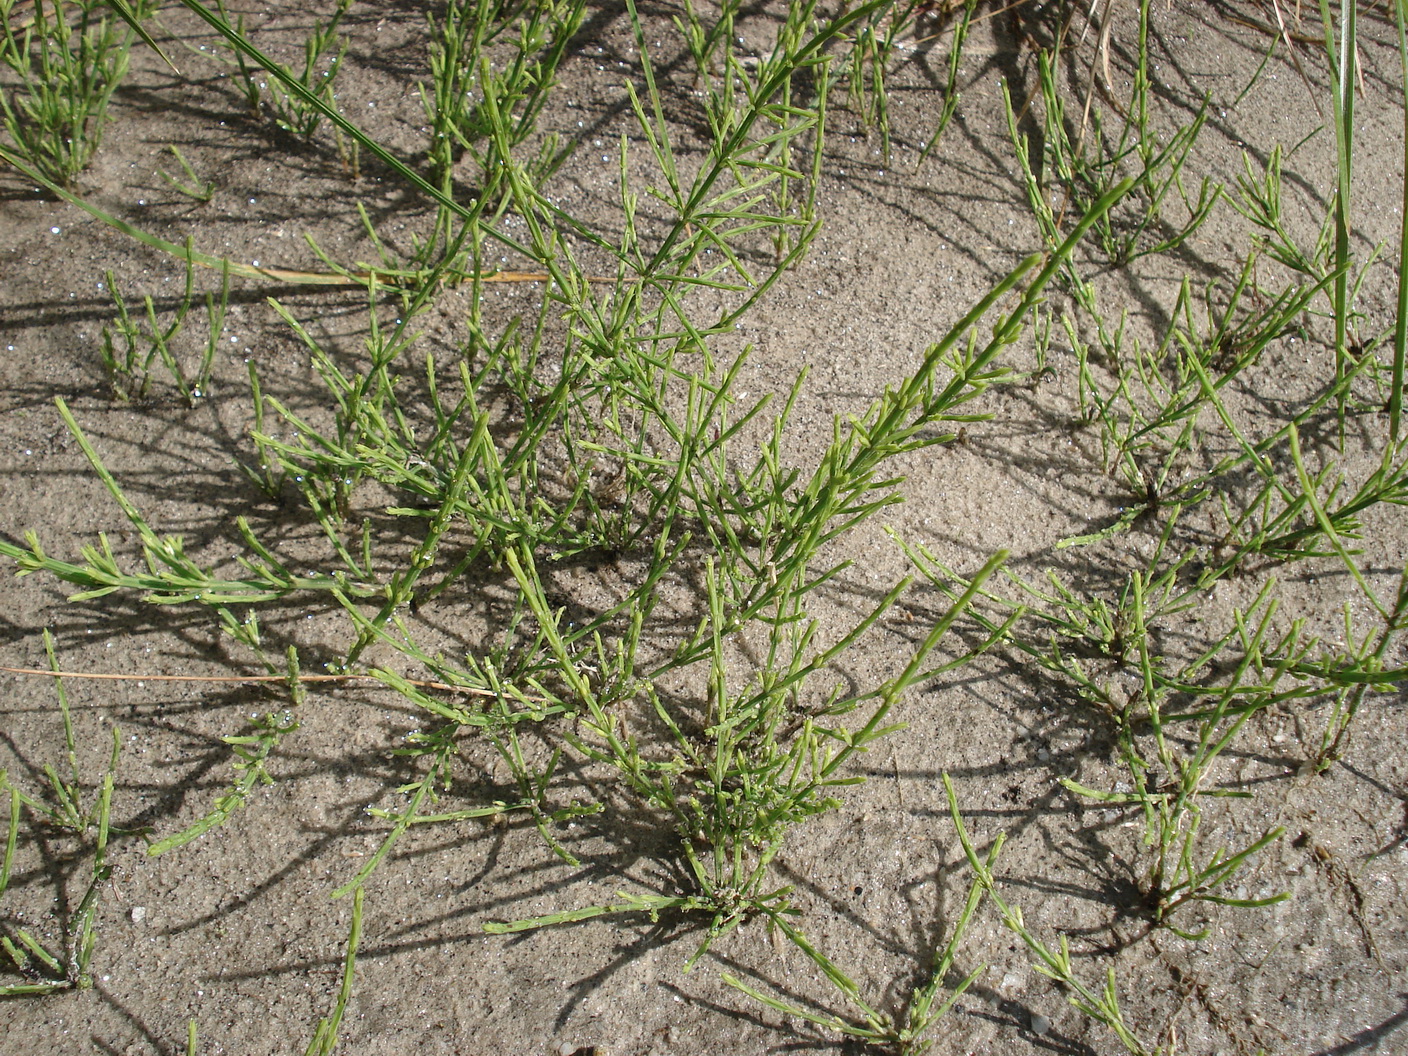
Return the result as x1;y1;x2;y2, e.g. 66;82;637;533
420;0;585;199
1060;252;1327;536
844;0;978;167
946;775;1155;1056
482;543;1006;965
898;527;1302;931
0;0;1138;1037
216;0;354;141
0;634;129;996
722;829;996;1054
156;143;215;202
1007;0;1220;272
0;0;154;186
474;178;1131;961
5;0;1408;1052
99;245;229;404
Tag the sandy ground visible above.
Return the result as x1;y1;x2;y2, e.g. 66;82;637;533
1;2;1406;1054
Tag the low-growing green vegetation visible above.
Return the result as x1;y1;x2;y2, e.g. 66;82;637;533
1;0;1406;1052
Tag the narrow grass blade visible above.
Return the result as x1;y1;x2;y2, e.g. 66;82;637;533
104;0;179;73
1392;0;1408;440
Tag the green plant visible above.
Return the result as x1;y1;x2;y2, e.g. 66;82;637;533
420;0;585;197
145;696;302;857
1228;144;1337;282
1056;577;1297;933
0;633;127;995
673;0;840;263
156;143;216;202
914;0;978;170
1008;0;1220;270
0;0;1139;1029
482;545;1006;964
1281;425;1408;768
899;538;1312;933
1059;255;1329;536
722;842;995;1054
475;181;1132;956
301;887;362;1056
0;398;384;654
1291;568;1408;768
216;0;354;140
1319;0;1358;392
843;0;910;157
946;775;1154;1056
1391;0;1408;439
99;243;229;403
4;0;1408;1051
0;0;153;185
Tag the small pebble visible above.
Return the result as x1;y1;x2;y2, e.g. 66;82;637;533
130;906;147;924
1030;1012;1051;1036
